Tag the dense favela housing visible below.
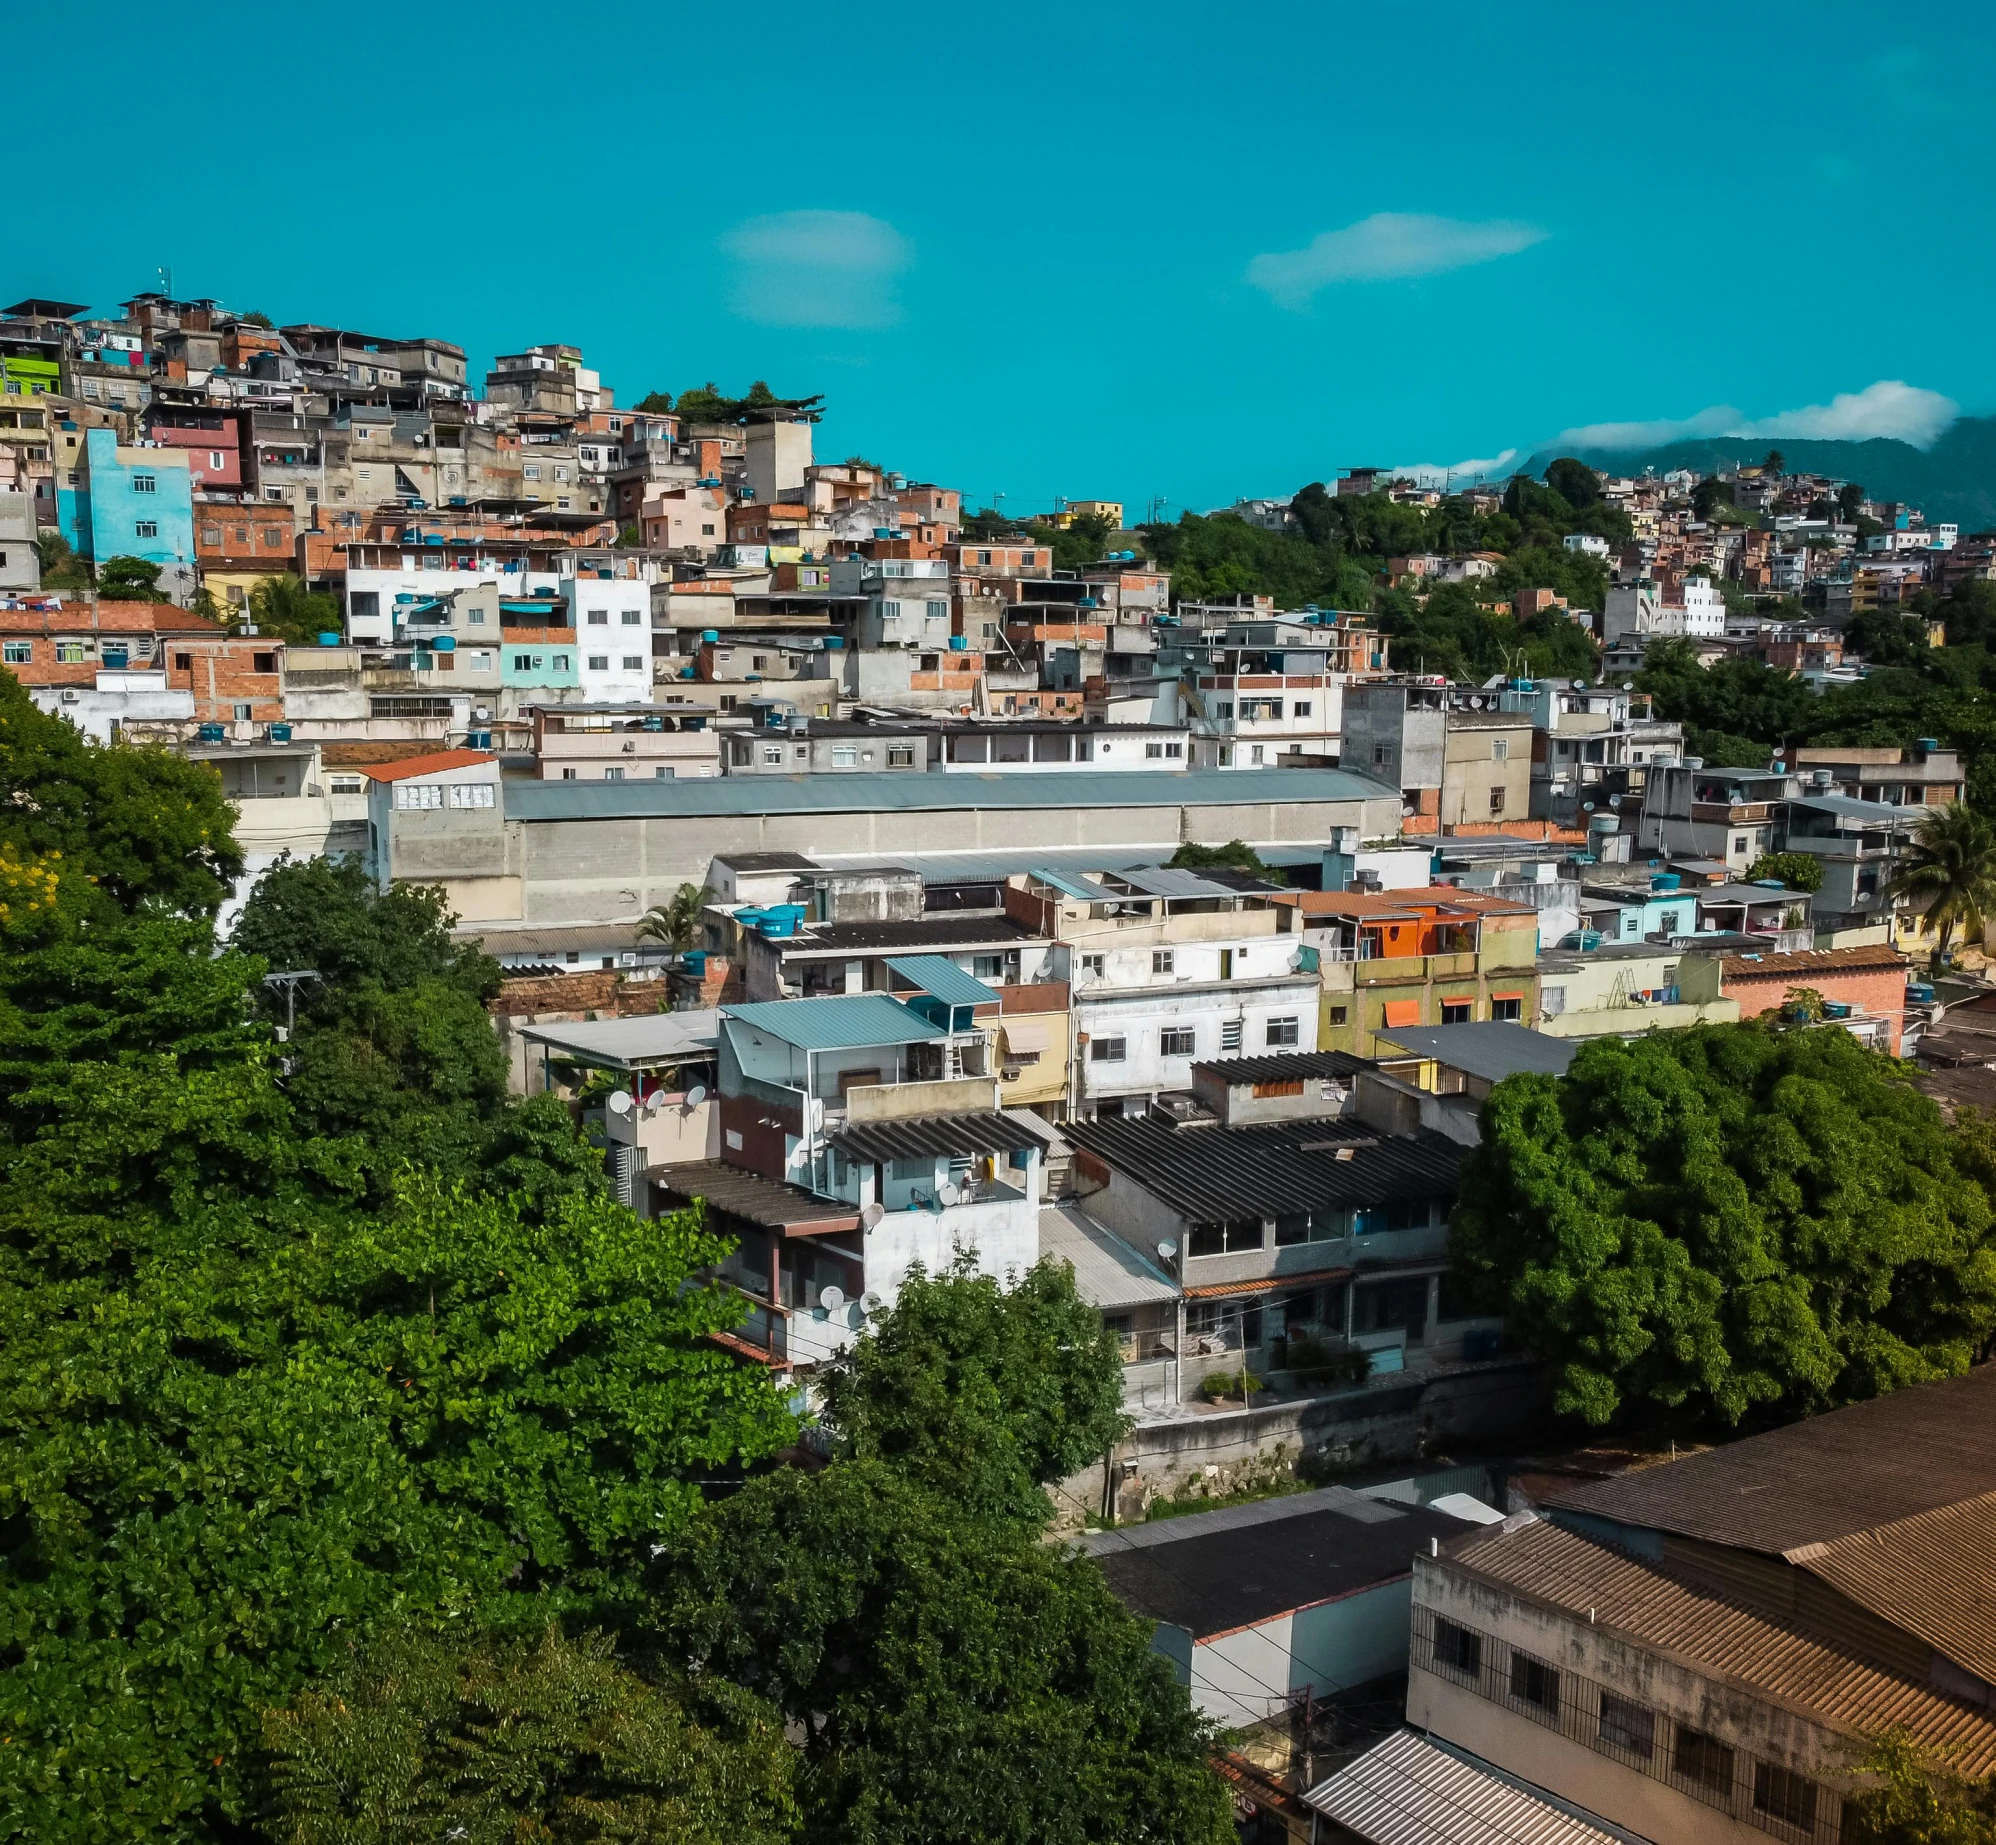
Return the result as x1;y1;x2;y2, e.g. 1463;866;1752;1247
11;282;1996;1845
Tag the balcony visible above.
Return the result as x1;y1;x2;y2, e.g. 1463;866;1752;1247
1355;950;1479;985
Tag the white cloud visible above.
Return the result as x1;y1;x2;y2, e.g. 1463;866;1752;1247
1395;450;1520;486
1247;212;1548;309
721;210;911;330
1740;380;1959;447
1549;380;1960;453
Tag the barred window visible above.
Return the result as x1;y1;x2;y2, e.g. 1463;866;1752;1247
1674;1726;1735;1796
1509;1652;1560;1717
1754;1762;1817;1831
1598;1693;1655;1759
1432;1618;1481;1678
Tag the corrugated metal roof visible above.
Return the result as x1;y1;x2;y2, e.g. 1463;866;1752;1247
1108;864;1239;900
1301;1730;1638;1843
1063;1115;1463;1225
1374;1023;1577;1083
1031;866;1123;902
884;954;1000;1009
516;1010;719;1067
720;994;943;1051
1193;1050;1378;1084
1554;1363;1996;1553
503;765;1397;822
1446;1516;1996;1774
1036;1204;1180;1308
771;917;1043;954
653;1160;859;1232
1793;1490;1996;1689
1711;943;1909;978
830;1110;1043;1163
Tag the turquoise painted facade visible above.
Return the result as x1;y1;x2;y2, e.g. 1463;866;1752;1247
77;428;195;578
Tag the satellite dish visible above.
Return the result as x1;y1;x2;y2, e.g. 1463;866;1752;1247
861;1201;885;1229
684;1083;708;1109
936;1182;960;1207
641;1091;664;1114
1156;1239;1178;1262
607;1090;635;1116
818;1284;845;1313
861;1291;885;1314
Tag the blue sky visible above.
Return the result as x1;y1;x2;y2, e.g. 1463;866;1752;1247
16;1;1996;517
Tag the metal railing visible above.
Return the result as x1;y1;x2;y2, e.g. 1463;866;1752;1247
1412;1606;1843;1844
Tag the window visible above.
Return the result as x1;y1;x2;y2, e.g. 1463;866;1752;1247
1432;1619;1481;1679
233;702;255;721
1491;995;1523;1022
926;599;948;621
1089;1037;1127;1062
1441;1000;1473;1024
762;745;785;765
1275;1208;1340;1246
512;653;538;671
972;955;1005;979
1733;835;1749;854
210;451;225;469
1160;1028;1196;1057
1079;953;1105;978
132;474;156;493
174;651;192;671
654;766;674;779
831;745;858;767
393;783;444;809
887;745;915;767
1373;744;1389;766
523;463;541;480
588;655;609;671
622;656;644;671
134;520;158;538
1328;1004;1349;1026
1508;1652;1560;1717
1491;736;1509;760
561;767;577;780
445;783;495;808
1754;1763;1817;1831
701;522;715;535
603;767;624;782
2;641;28;663
551;654;570;671
1598;1693;1655;1759
1146;741;1164;759
56;641;89;664
553;466;569;482
1265;1016;1300;1047
1152;949;1175;975
1187;1220;1263;1257
252;651;277;673
1673;1727;1735;1796
587;609;609;624
1221;1019;1243;1052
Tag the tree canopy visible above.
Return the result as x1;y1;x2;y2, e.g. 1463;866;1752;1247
816;1254;1128;1525
1450;1025;1996;1428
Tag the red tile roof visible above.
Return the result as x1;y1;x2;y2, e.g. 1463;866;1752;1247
357;749;494;783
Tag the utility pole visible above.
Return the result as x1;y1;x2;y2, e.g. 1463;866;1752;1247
262;969;322;1043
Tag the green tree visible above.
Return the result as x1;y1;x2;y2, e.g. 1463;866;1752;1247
1450;1025;1996;1427
1543;456;1602;510
638;881;713;963
1745;851;1826;892
1691;476;1734;521
33;530;91;590
1166;837;1283;882
249;573;344;646
654;1463;1234;1845
817;1255;1129;1526
635;389;675;413
1844;1731;1996;1845
96;554;169;600
1030;511;1116;573
0;669;243;917
263;1626;799;1845
1889;802;1996;961
1137;510;1335;609
1846;606;1932;670
0;1154;795;1841
1763;448;1786;477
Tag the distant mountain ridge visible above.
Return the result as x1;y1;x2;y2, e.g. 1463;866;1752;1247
1518;416;1996;530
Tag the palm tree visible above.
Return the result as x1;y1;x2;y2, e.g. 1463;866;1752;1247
637;882;712;965
1888;801;1996;963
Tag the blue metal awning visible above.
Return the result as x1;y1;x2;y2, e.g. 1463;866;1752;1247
886;955;1001;1010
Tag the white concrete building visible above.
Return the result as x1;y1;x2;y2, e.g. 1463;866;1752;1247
565;576;654;705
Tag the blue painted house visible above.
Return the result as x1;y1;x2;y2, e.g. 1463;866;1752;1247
75;428;196;601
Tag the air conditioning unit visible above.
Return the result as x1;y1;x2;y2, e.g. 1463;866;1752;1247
60;689;80;703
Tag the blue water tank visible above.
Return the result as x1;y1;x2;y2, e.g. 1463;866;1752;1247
466;730;492;750
682;950;706;975
268;722;293;742
824;636;845;650
948;634;968;651
197;722;226;742
1650;873;1682;891
317;631;341;647
431;634;456;652
702;629;720;643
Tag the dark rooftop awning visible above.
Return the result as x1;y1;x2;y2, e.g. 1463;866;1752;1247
832;1111;1045;1164
654;1161;859;1234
